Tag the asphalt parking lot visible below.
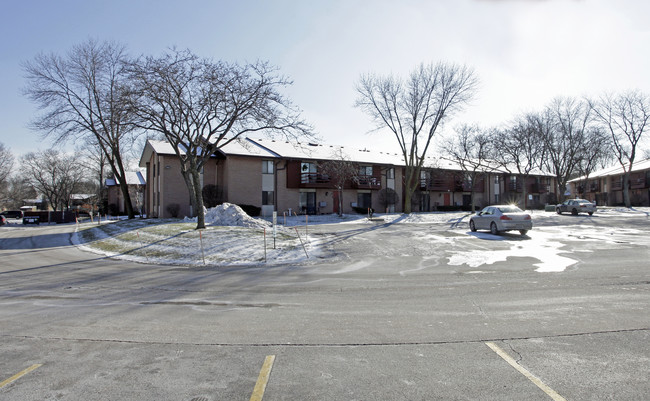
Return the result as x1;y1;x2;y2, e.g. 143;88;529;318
1;212;649;400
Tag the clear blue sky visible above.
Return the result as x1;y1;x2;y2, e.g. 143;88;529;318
2;0;649;158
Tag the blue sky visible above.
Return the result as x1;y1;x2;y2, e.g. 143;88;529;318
2;0;649;159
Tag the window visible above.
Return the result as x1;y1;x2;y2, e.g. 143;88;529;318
153;164;156;177
262;160;274;174
262;191;274;205
359;166;373;176
386;168;395;179
301;162;317;183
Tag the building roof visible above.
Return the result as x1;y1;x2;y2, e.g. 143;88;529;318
139;137;555;177
568;159;650;182
105;171;146;186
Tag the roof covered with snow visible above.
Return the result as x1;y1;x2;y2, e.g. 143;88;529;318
568;159;650;182
105;171;146;186
139;137;555;176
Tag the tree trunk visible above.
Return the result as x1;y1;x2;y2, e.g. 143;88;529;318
521;176;528;210
623;171;631;208
403;167;418;214
112;156;135;219
191;168;206;229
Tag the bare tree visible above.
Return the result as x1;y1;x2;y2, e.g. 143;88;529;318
534;97;592;202
22;39;140;218
318;148;359;217
574;126;612;199
491;114;547;208
20;150;85;211
356;62;478;213
0;143;14;200
130;49;312;229
5;177;37;210
442;124;492;212
589;91;650;207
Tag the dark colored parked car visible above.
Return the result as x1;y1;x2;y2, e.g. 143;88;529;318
1;210;24;219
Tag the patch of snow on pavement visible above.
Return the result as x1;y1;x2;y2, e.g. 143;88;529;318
448;230;577;273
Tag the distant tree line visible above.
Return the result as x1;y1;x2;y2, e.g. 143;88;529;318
356;63;649;211
441;93;649;209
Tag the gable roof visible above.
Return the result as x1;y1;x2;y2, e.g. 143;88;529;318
138;137;555;177
105;171;146;186
568;159;650;182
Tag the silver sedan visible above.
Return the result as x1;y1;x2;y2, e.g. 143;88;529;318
469;205;533;235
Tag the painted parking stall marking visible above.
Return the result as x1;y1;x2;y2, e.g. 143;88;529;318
486;342;566;401
249;355;276;401
0;363;42;389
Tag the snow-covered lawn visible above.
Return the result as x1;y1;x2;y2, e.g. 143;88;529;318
74;203;650;272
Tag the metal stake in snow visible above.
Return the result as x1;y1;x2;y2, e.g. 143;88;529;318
136;231;149;262
272;211;277;249
199;230;206;265
263;227;267;262
294;227;309;258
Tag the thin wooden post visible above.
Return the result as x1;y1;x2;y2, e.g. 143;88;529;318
294;227;309;258
199;230;205;265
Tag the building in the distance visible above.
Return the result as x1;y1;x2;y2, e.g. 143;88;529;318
568;159;650;206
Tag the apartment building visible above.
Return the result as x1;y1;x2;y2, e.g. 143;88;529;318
139;138;557;218
568;159;650;206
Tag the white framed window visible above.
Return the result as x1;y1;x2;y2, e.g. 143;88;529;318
262;160;274;174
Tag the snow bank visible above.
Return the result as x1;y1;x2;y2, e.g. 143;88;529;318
185;203;271;229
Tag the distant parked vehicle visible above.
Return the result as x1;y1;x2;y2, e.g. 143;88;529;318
23;216;40;225
556;199;596;216
1;210;23;219
469;205;533;235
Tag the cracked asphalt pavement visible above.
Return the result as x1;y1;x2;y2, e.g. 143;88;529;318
1;214;649;400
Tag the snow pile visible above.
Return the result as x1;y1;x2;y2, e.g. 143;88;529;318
201;203;271;228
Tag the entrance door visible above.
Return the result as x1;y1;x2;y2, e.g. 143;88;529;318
443;193;451;206
300;191;317;214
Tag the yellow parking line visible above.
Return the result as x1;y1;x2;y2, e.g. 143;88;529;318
0;364;42;389
250;355;276;401
486;342;566;401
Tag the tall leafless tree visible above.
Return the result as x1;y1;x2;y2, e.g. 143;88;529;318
0;143;14;199
5;177;37;210
20;149;85;211
318;148;359;217
129;49;312;229
492;114;547;208
535;97;592;202
442;124;492;212
356;62;478;213
589;91;650;207
574;126;612;199
22;39;140;218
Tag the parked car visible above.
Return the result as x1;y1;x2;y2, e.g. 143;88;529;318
0;215;6;226
1;210;23;219
556;199;596;216
469;205;533;235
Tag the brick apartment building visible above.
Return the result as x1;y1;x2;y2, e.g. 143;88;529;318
568;159;650;206
139;138;557;218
